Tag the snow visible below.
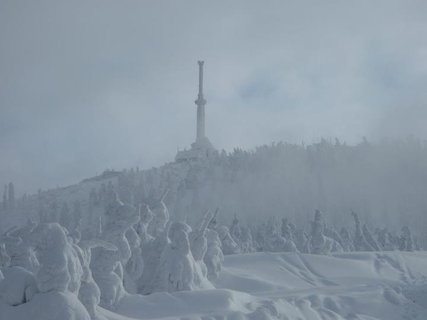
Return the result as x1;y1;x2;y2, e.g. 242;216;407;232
4;243;427;320
0;291;90;320
2;140;427;319
96;251;427;320
0;266;38;306
4;218;426;320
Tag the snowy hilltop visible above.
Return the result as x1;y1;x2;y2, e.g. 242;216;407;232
1;138;427;319
3;138;427;238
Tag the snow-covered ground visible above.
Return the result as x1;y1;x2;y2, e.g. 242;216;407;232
2;142;427;320
82;251;427;320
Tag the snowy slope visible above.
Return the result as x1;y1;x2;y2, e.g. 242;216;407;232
0;291;90;320
91;251;427;320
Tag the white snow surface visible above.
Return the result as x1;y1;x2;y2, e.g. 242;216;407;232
95;251;427;320
2;250;427;319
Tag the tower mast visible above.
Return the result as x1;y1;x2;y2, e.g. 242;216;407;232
175;61;215;163
195;61;207;143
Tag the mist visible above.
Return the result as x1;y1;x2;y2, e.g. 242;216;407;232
3;2;427;319
1;0;427;195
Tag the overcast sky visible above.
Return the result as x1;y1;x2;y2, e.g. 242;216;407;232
1;0;427;195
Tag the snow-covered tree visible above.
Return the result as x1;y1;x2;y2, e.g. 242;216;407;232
148;190;170;238
75;237;116;320
229;214;242;246
30;223;81;293
135;203;154;245
399;226;414;251
204;228;224;281
2;220;39;273
362;224;380;251
339;227;354;252
217;225;240;255
90;194;138;309
280;218;298;252
7;182;15;213
59;202;72;231
138;198;170;295
153;221;196;292
189;210;214;289
0;243;10;267
2;185;7;212
351;211;374;252
308;210;343;254
124;226;144;294
239;225;255;253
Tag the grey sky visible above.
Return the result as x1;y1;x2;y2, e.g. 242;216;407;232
1;0;427;195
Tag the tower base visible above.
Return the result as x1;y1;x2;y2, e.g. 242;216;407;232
175;137;216;163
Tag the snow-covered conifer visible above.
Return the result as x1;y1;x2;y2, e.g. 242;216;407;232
2;221;39;273
400;226;414;251
339;227;354;252
153;221;196;292
138;222;169;294
362;224;380;251
0;243;10;267
351;211;374;252
280;218;298;252
189;210;214;289
204;227;224;281
90;194;138;308
239;225;255;253
229;214;242;246
148;190;170;238
75;238;116;320
217;225;240;255
135;203;154;245
31;223;80;293
308;210;343;254
59;202;72;231
2;185;7;212
124;226;144;294
7;182;15;213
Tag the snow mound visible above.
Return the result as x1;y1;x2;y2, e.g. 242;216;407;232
95;251;427;320
2;251;427;319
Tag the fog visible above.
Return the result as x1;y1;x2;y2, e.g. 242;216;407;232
2;4;427;317
1;0;427;195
